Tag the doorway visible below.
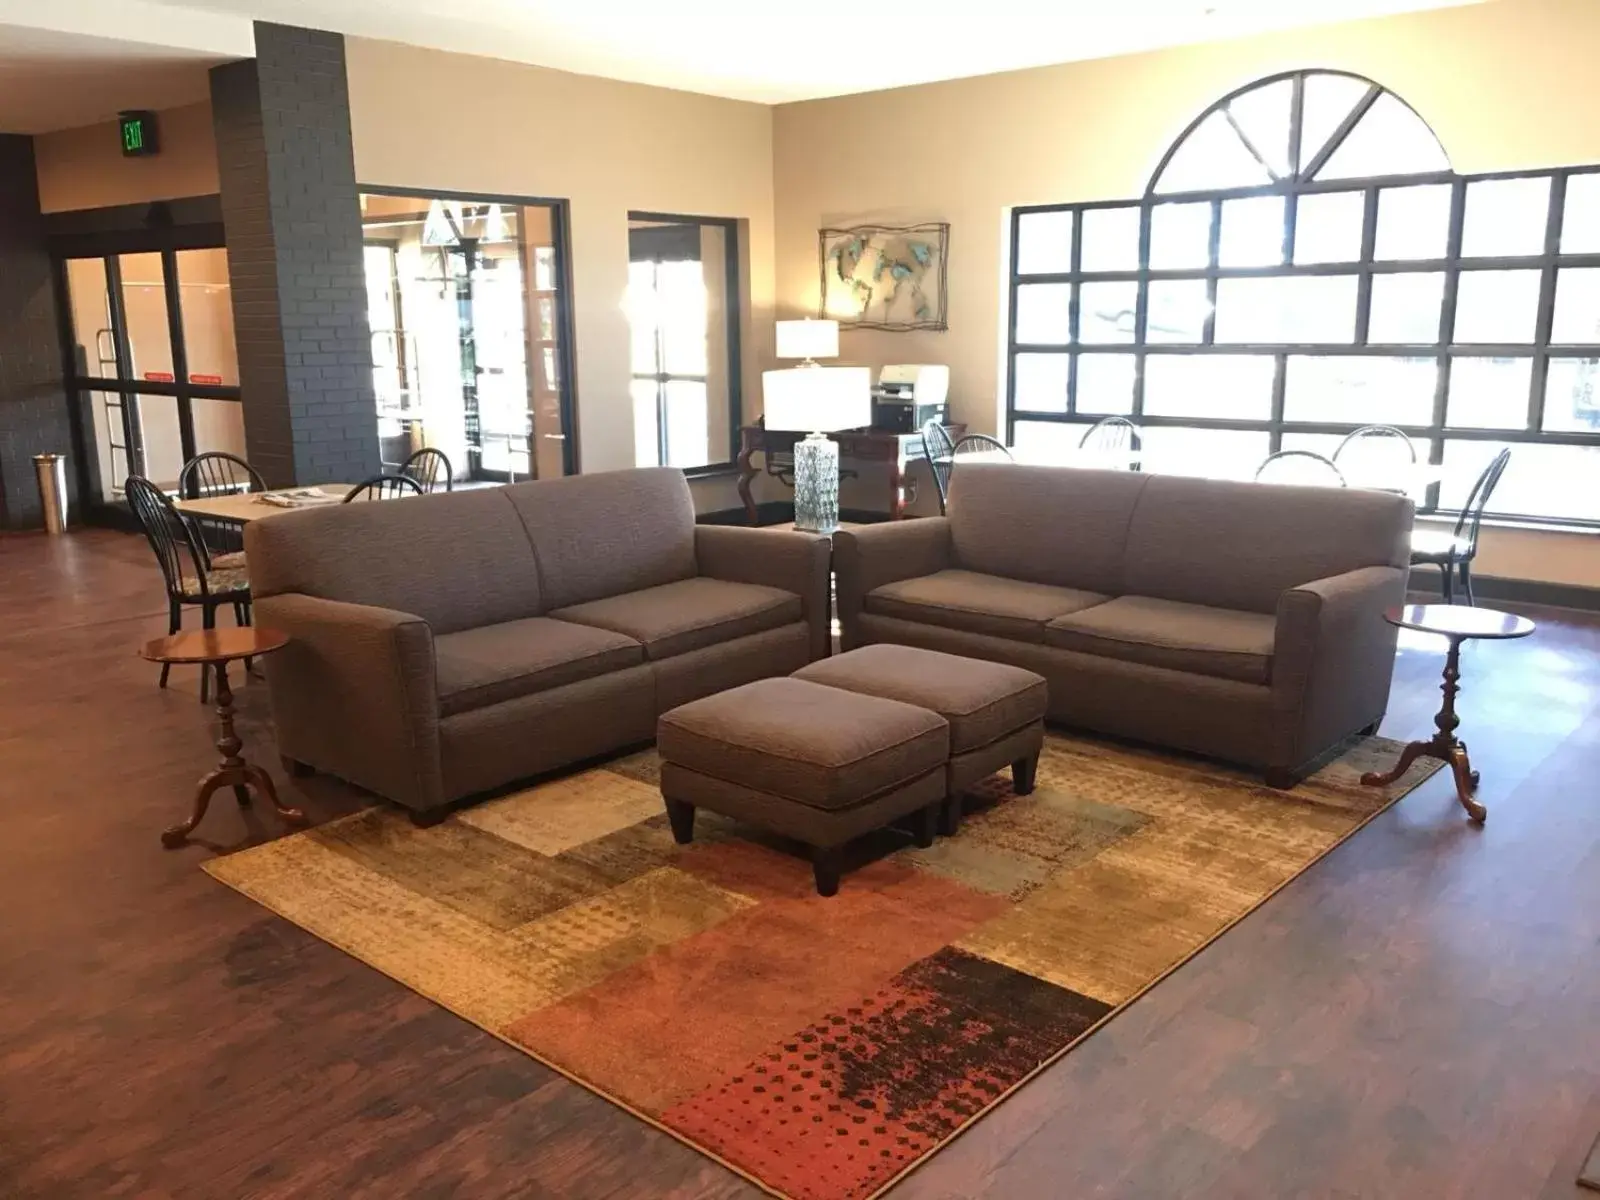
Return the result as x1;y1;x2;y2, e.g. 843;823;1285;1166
56;244;242;516
358;190;577;484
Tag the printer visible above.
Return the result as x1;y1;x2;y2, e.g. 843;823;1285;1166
870;365;950;433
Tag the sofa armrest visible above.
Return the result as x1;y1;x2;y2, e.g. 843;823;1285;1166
832;519;953;650
695;525;832;660
254;592;445;812
1270;564;1407;772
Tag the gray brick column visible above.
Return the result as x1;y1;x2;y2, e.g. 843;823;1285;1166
0;134;75;530
210;22;379;487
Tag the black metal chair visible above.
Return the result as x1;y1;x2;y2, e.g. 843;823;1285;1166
401;447;454;493
1410;448;1511;606
1333;425;1417;491
953;434;1013;460
920;420;957;514
343;473;424;503
1254;449;1348;488
178;451;265;561
125;475;252;702
1078;416;1143;469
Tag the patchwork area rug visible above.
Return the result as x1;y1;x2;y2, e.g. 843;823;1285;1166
206;733;1439;1199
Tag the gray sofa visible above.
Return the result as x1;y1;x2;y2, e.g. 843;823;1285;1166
244;467;830;820
834;464;1414;785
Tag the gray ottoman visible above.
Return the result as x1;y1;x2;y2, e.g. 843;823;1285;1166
793;644;1047;834
657;677;950;896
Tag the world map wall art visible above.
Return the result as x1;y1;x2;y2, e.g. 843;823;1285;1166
819;223;949;331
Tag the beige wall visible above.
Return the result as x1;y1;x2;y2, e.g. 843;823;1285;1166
773;0;1600;584
33;102;219;213
345;37;774;477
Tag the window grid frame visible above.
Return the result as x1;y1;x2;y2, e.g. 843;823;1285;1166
1007;72;1600;529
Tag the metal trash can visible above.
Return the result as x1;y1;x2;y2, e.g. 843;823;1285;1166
32;453;67;536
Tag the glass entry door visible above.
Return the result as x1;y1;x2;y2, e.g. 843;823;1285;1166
60;245;242;510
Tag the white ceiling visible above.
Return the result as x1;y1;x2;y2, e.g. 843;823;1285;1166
160;0;1486;103
0;0;1486;134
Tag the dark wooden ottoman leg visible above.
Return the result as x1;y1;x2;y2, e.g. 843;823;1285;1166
665;797;697;845
812;845;842;897
915;801;939;848
1012;751;1039;795
940;794;963;837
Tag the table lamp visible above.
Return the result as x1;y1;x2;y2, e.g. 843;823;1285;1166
763;362;871;534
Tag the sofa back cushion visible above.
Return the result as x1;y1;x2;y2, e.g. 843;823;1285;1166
504;467;697;610
1122;475;1414;613
948;463;1148;595
244;487;543;633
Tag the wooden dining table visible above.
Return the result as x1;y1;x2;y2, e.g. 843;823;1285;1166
173;486;362;525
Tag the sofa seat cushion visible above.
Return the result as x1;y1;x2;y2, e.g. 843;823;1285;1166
1045;595;1275;685
866;569;1109;643
550;577;801;661
658;677;949;811
435;617;644;717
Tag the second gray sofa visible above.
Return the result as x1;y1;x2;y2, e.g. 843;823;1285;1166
834;463;1414;785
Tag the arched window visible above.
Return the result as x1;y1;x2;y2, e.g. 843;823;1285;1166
1007;69;1600;526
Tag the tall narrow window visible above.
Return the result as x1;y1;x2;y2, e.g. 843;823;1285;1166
1006;69;1600;527
627;214;742;471
358;191;577;483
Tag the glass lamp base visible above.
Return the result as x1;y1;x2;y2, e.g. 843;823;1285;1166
793;432;840;534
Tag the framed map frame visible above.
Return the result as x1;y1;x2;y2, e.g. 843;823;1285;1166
818;223;949;331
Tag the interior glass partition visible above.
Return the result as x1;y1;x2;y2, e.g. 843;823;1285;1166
358;191;577;484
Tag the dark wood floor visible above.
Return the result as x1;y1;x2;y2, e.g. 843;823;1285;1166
3;528;1598;1199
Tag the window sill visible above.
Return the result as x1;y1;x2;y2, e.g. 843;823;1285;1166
1415;514;1600;536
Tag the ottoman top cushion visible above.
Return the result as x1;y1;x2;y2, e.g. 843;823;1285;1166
793;644;1047;754
658;677;949;811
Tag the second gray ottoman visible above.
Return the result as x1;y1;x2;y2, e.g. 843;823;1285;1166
657;677;950;896
793;644;1047;834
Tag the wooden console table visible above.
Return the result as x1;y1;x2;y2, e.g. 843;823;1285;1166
736;424;964;525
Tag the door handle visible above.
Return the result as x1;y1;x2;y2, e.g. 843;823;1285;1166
542;433;566;440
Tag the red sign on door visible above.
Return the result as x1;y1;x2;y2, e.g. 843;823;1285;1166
143;371;175;383
189;374;224;385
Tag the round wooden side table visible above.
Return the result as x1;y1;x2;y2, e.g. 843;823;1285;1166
1359;604;1535;822
141;627;307;847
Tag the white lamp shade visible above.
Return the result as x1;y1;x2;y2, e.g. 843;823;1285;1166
775;318;839;361
762;366;871;433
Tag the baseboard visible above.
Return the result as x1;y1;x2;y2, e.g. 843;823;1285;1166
1408;568;1600;613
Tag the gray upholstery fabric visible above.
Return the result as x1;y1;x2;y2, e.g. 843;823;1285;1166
1270;565;1407;770
503;468;697;610
856;612;1277;770
653;624;812;715
434;617;644;717
440;665;658;800
244;488;543;634
551;577;801;661
660;762;947;849
948;721;1044;797
657;677;949;811
1045;596;1277;685
948;463;1148;594
832;518;953;649
1122;475;1414;613
866;569;1108;643
794;644;1048;754
695;525;832;661
256;593;444;812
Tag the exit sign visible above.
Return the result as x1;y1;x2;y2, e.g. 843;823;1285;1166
119;111;159;157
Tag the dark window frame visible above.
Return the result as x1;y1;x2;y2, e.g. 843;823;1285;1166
628;210;745;477
1005;69;1600;529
